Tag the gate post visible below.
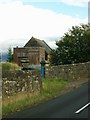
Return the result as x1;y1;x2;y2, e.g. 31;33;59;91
40;60;46;78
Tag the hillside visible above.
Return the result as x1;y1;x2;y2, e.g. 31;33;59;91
1;53;7;62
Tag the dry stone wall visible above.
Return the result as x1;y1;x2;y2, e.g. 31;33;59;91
46;62;90;81
2;70;42;97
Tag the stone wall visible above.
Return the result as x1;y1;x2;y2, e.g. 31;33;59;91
46;62;90;81
2;70;42;97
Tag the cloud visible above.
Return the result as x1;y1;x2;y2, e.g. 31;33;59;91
59;0;89;7
0;0;87;53
88;1;90;23
0;0;89;7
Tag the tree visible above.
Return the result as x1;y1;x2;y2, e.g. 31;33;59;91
7;47;13;62
50;49;59;65
50;24;90;65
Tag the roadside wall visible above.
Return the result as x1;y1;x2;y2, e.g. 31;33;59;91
46;62;90;81
2;70;42;97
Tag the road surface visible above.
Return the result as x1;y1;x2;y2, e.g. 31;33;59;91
3;81;89;118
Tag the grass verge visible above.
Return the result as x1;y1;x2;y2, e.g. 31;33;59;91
2;78;69;116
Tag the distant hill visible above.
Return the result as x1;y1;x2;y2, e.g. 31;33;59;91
1;53;8;62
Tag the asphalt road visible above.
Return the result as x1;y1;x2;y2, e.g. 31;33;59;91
3;81;89;118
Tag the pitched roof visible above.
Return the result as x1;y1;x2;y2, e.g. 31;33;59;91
24;37;52;54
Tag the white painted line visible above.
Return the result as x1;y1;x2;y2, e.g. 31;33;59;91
75;102;90;114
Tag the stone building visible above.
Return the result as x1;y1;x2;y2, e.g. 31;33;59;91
13;37;52;66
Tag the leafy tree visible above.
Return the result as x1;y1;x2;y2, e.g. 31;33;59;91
50;24;90;65
50;49;58;65
7;47;13;62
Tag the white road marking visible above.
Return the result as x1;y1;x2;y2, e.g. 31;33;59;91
75;102;90;114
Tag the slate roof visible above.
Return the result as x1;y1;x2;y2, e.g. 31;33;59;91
24;37;52;54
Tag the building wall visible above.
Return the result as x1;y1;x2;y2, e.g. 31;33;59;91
14;47;45;66
39;47;45;62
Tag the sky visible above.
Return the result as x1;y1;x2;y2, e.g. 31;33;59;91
0;0;89;53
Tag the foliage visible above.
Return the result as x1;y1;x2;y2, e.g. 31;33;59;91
50;24;90;65
7;47;13;62
1;62;20;71
50;49;59;65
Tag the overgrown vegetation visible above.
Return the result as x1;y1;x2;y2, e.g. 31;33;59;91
1;62;20;71
2;78;69;116
50;24;90;65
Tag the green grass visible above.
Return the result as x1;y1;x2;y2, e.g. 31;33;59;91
42;78;68;98
1;62;20;71
2;78;69;116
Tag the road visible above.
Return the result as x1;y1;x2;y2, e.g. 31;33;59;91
3;81;89;118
